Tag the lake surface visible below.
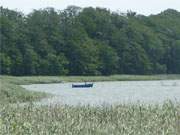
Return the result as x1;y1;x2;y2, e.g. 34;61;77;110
21;80;180;106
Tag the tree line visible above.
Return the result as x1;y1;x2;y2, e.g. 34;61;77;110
0;6;180;75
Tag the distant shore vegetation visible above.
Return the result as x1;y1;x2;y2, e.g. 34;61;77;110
1;6;180;75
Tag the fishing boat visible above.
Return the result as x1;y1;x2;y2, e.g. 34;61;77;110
72;82;93;88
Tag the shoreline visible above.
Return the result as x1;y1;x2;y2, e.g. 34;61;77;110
1;74;180;103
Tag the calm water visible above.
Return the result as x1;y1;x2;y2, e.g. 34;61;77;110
21;80;180;106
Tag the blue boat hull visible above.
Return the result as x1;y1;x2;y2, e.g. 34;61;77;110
72;83;93;88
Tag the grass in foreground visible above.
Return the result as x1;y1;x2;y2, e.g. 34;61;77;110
0;75;180;134
0;102;180;135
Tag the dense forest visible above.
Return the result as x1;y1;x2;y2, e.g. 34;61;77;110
0;6;180;75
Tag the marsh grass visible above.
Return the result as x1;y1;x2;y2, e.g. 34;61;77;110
0;77;48;104
0;102;180;135
2;74;180;85
1;75;180;134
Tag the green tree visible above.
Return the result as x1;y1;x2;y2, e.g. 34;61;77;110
1;7;180;75
23;48;38;75
46;53;69;75
98;42;119;75
0;53;12;74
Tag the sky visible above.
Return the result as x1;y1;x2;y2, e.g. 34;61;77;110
1;0;180;15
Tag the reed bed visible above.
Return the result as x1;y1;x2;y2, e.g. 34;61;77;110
0;78;47;103
2;75;180;85
1;75;180;134
1;102;180;135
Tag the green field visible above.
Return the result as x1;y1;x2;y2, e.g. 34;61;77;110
0;75;180;134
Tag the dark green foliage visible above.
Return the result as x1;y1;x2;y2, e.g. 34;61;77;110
0;6;180;75
0;53;12;74
98;42;119;75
